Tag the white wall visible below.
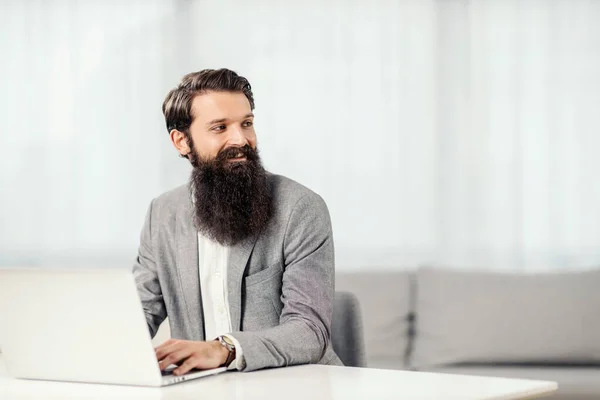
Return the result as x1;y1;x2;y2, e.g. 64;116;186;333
1;0;600;272
186;0;600;271
0;0;187;267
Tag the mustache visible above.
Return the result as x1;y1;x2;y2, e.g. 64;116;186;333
215;145;258;163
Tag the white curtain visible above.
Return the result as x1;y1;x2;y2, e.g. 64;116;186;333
0;0;191;266
434;1;600;271
1;0;599;272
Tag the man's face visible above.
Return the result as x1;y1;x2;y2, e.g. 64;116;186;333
177;90;271;245
186;91;257;163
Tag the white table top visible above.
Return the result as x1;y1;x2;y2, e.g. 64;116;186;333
0;356;557;400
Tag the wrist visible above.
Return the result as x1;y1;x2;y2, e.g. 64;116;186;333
212;339;230;363
214;336;236;367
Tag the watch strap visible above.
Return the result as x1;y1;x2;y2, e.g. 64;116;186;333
217;335;236;367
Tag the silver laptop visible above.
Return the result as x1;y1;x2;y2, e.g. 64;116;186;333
0;267;227;387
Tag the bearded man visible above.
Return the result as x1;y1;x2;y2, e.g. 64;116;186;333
133;68;341;376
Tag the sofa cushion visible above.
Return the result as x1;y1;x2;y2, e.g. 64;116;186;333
366;358;410;371
422;364;600;400
412;267;600;368
336;270;413;368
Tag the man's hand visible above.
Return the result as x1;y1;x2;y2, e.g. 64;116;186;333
155;339;229;376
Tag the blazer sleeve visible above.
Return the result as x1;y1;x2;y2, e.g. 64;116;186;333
132;199;167;338
229;192;335;371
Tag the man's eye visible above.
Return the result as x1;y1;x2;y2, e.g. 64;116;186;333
212;125;226;132
242;120;253;127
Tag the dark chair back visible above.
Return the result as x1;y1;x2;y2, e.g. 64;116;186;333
331;291;366;367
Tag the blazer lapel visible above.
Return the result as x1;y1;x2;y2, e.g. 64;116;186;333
176;194;205;341
227;234;259;332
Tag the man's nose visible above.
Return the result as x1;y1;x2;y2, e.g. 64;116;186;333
228;126;249;146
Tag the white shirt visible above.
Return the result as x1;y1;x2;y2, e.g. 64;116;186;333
198;233;245;370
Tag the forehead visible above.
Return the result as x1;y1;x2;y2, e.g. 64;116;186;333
190;91;251;122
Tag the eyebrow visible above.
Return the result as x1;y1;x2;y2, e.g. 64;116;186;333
206;113;254;127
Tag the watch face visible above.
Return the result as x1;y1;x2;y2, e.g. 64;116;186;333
221;335;234;347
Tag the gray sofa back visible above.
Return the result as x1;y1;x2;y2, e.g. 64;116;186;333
336;270;413;369
336;266;600;370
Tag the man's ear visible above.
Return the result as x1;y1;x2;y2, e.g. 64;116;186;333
170;129;190;156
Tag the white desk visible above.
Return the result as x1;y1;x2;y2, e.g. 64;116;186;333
0;356;557;399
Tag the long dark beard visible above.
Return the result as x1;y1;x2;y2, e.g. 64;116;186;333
189;144;272;246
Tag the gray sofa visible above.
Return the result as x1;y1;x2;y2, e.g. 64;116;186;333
336;267;600;400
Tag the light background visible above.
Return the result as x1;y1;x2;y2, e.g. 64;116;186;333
1;0;599;271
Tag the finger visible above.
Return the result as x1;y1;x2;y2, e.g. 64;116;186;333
154;338;176;352
158;349;193;371
173;357;198;376
154;339;174;356
159;349;189;370
155;341;182;361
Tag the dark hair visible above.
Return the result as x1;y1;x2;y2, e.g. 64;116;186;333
162;68;255;134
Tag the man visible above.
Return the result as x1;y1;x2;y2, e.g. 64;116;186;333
133;68;342;376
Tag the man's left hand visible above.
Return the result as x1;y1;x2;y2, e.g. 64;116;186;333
155;339;229;375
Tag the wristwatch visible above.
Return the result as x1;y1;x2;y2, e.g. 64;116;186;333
216;335;236;367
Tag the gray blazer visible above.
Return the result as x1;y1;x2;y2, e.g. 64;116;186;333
132;173;342;371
